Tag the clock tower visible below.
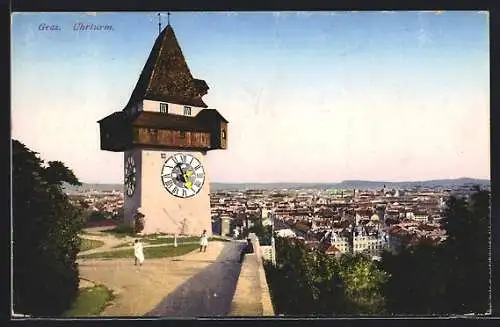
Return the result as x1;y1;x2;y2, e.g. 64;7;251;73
97;23;228;236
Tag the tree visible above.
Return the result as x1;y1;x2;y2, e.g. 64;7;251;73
88;210;106;222
249;220;272;245
270;237;317;314
310;250;345;314
338;252;388;314
13;140;84;316
381;188;490;314
268;237;388;315
441;188;490;313
381;243;449;314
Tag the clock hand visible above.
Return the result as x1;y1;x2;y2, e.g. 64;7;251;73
183;170;194;189
175;163;186;182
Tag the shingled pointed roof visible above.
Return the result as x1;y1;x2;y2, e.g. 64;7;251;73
126;24;209;109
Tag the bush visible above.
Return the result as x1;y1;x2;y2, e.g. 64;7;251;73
88;211;106;222
134;214;145;234
13;140;83;316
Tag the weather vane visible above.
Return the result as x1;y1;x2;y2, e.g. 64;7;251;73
158;13;161;35
158;12;171;35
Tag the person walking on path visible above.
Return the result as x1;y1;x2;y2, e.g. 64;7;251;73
199;230;208;252
134;239;145;266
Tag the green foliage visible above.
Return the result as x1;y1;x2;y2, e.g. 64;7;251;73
88;211;107;222
248;220;273;245
42;160;82;187
13;140;84;316
134;214;145;233
113;207;124;220
443;188;490;313
338;252;388;314
105;224;136;238
266;237;388;315
79;238;105;252
381;188;490;314
62;285;114;317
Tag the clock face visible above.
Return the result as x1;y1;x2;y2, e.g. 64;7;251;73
125;156;137;197
161;153;205;198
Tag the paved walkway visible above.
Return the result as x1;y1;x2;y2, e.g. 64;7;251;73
146;241;244;317
77;240;245;317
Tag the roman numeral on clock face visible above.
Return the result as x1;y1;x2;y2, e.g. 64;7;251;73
194;180;202;188
181;189;187;197
173;186;178;194
196;173;204;178
165;180;173;188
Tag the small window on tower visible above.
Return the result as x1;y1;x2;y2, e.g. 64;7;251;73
183;106;192;116
160;103;168;113
221;130;226;139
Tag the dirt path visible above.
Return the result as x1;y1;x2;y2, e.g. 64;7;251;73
78;233;133;255
77;241;240;316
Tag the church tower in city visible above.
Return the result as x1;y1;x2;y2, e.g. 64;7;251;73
97;21;228;236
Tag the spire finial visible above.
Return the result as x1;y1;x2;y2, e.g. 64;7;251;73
158;12;161;35
167;12;171;25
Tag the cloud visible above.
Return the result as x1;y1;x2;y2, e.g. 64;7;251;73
85;12;97;16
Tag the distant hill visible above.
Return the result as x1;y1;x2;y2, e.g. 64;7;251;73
211;178;490;191
336;178;490;190
64;178;489;193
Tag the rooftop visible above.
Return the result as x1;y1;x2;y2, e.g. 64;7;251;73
125;24;209;109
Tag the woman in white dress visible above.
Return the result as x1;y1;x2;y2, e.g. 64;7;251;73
199;230;208;252
134;239;144;266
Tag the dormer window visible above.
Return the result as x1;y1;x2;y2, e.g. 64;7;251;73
160;103;168;113
183;106;191;116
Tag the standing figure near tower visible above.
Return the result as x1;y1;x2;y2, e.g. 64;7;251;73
200;230;208;252
134;239;144;266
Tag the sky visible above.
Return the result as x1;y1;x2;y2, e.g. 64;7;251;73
11;11;490;183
